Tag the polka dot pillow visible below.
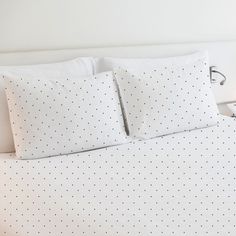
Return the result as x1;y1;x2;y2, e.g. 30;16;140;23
0;57;94;153
4;72;128;159
114;53;219;139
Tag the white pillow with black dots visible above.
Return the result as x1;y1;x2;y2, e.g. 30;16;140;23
114;52;219;139
0;57;95;153
4;72;128;159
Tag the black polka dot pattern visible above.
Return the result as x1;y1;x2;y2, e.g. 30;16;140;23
4;72;128;159
0;115;236;236
114;55;219;139
0;57;95;153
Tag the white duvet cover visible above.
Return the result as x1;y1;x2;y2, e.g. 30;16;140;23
1;115;236;236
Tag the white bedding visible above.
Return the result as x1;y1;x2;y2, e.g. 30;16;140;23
1;115;236;236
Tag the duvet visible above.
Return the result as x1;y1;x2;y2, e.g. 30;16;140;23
1;115;236;236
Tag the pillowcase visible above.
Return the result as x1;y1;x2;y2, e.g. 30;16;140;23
95;51;207;73
0;57;94;153
114;52;219;139
4;72;128;159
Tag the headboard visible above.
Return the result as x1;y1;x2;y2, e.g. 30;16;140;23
0;40;236;106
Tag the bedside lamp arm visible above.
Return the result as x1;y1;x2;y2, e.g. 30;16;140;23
210;66;227;85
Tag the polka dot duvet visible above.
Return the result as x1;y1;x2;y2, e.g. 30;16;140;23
1;115;236;236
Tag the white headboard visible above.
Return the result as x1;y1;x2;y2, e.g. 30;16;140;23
0;40;236;105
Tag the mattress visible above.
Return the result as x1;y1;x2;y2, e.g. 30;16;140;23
1;115;236;236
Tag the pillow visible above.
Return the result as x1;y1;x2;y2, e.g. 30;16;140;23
114;52;219;139
95;51;207;73
0;57;94;153
4;72;128;159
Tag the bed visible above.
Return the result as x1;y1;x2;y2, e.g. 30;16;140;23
1;41;236;236
1;115;236;236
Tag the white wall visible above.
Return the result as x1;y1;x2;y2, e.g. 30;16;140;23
0;0;236;52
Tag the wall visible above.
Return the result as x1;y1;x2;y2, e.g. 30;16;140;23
0;0;236;52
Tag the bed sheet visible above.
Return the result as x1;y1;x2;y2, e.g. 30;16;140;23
1;115;236;236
